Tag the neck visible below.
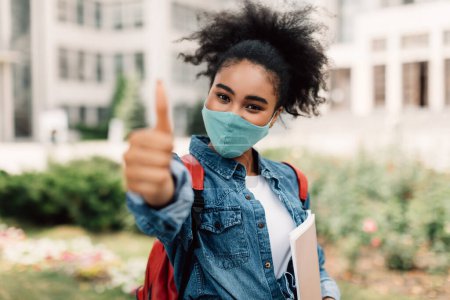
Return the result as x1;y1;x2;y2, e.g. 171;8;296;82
207;143;257;176
233;148;257;176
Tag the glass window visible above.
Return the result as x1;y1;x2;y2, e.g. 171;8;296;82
171;3;199;32
96;53;103;82
77;0;84;25
94;1;102;29
402;62;428;108
115;54;124;77
59;48;69;79
97;107;109;123
134;4;144;28
80;106;86;123
113;4;123;30
445;59;450;106
373;65;386;107
135;52;145;79
371;38;386;52
401;33;429;49
57;0;67;22
78;51;85;81
444;30;450;45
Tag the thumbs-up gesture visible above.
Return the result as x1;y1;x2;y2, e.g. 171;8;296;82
123;81;175;207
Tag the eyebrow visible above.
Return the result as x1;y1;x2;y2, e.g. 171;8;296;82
215;83;269;105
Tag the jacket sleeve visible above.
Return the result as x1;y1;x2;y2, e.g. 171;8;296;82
318;243;341;300
126;152;194;244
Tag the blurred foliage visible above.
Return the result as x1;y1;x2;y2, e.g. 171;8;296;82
263;148;450;273
186;100;206;136
75;123;109;140
0;157;126;232
75;75;146;140
114;76;147;136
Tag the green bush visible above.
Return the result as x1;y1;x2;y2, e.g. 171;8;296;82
0;157;126;232
263;148;450;273
75;123;109;140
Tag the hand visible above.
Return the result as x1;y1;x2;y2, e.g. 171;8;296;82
123;81;175;207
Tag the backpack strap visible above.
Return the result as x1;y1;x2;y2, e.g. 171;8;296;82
282;161;309;206
178;154;205;300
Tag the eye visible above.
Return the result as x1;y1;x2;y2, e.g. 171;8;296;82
246;104;262;112
216;93;230;102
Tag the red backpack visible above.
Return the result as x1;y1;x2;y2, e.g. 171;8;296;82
135;154;309;300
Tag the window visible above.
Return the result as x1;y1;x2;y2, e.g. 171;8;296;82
115;54;124;77
171;3;199;32
401;33;429;49
95;54;103;83
94;2;102;29
329;68;351;110
57;0;67;22
77;51;85;81
372;38;386;52
445;59;450;106
77;0;84;25
134;4;144;28
113;4;123;30
79;106;86;123
444;30;450;46
59;48;69;79
373;65;386;107
402;62;428;108
135;52;145;79
97;107;109;124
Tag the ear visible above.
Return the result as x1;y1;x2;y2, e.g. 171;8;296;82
269;107;283;128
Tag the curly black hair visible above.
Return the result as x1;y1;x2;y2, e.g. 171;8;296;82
179;0;329;118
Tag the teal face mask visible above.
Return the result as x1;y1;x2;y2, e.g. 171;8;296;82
201;105;276;158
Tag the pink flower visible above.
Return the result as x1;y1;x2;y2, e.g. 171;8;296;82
362;218;377;233
371;237;381;248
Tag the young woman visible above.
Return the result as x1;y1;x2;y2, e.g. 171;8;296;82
123;1;340;299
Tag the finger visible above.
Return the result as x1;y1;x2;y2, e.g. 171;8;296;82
127;181;158;198
128;129;173;152
125;167;170;184
124;150;172;168
154;80;172;134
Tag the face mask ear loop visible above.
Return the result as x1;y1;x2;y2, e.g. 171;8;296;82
267;108;282;128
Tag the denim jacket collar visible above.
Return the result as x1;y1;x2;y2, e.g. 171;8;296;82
189;135;281;180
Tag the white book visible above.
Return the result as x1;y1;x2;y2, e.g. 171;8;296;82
289;210;322;300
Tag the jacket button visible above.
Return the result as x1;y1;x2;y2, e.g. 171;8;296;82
214;221;221;230
264;261;271;269
245;194;251;200
258;222;265;229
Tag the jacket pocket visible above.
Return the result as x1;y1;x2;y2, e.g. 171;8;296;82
198;206;249;269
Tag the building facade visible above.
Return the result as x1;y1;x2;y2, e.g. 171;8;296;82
0;0;230;142
2;0;449;142
323;0;450;115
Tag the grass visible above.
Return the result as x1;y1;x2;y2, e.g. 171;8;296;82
339;280;424;300
0;225;153;300
0;269;130;300
0;225;430;300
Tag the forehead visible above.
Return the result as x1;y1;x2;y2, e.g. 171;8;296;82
213;60;277;102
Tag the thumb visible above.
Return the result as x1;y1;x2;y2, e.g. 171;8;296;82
154;80;172;134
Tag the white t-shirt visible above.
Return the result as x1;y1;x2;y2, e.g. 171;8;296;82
245;175;296;279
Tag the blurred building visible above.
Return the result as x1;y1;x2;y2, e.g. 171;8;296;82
323;0;450;115
2;0;449;143
0;0;231;142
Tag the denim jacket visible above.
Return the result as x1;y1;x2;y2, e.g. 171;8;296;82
127;135;341;300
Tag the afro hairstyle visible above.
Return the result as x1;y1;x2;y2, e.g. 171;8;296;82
178;0;329;118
